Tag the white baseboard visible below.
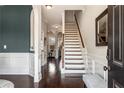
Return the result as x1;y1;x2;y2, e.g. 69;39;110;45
0;53;34;77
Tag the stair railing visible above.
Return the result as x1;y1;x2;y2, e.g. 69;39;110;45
62;34;64;68
61;12;65;69
74;13;88;73
74;14;85;48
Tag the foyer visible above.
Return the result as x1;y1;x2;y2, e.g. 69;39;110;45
0;5;124;88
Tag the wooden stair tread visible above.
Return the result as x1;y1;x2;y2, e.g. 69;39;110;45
65;41;79;42
65;32;78;33
65;36;78;37
65;38;79;40
65;54;82;56
65;39;79;40
65;46;81;48
65;33;78;35
65;67;85;70
65;63;84;65
64;44;80;45
65;34;78;35
65;50;82;52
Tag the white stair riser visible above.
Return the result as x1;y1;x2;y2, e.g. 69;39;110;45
64;42;80;44
65;56;83;58
64;39;80;41
65;65;85;68
69;49;84;52
63;70;86;74
65;37;79;39
64;45;81;47
65;60;84;63
64;37;79;38
65;34;79;35
65;52;82;54
64;40;80;42
65;29;78;32
64;48;81;51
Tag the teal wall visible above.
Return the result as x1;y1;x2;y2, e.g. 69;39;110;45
0;7;2;52
0;5;32;52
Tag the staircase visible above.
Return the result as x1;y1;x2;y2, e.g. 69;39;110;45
61;22;87;75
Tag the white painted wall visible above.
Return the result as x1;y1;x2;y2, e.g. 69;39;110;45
76;6;108;79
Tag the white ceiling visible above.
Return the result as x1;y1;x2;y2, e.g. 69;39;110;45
42;5;86;32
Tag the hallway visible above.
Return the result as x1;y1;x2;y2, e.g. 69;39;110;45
39;58;84;88
0;5;119;88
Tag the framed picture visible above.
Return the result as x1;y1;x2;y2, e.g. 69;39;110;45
96;8;108;46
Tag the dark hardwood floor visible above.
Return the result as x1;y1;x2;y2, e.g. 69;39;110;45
0;58;84;88
0;75;34;88
39;58;84;88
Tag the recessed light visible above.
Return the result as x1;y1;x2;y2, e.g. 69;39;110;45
55;26;58;28
45;5;52;9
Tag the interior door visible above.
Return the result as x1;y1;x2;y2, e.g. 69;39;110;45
108;5;124;88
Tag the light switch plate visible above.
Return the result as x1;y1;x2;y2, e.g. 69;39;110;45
3;45;7;49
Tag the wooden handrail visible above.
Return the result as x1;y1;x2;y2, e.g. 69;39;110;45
74;14;85;48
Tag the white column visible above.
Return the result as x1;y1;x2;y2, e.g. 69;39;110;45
33;5;42;83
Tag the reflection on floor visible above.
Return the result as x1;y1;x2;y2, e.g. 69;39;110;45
39;58;84;88
0;75;34;88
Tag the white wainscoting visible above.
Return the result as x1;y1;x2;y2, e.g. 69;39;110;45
0;53;34;77
86;53;108;87
87;53;108;81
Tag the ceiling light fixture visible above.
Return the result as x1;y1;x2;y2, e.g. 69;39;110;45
55;26;58;28
45;5;52;9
